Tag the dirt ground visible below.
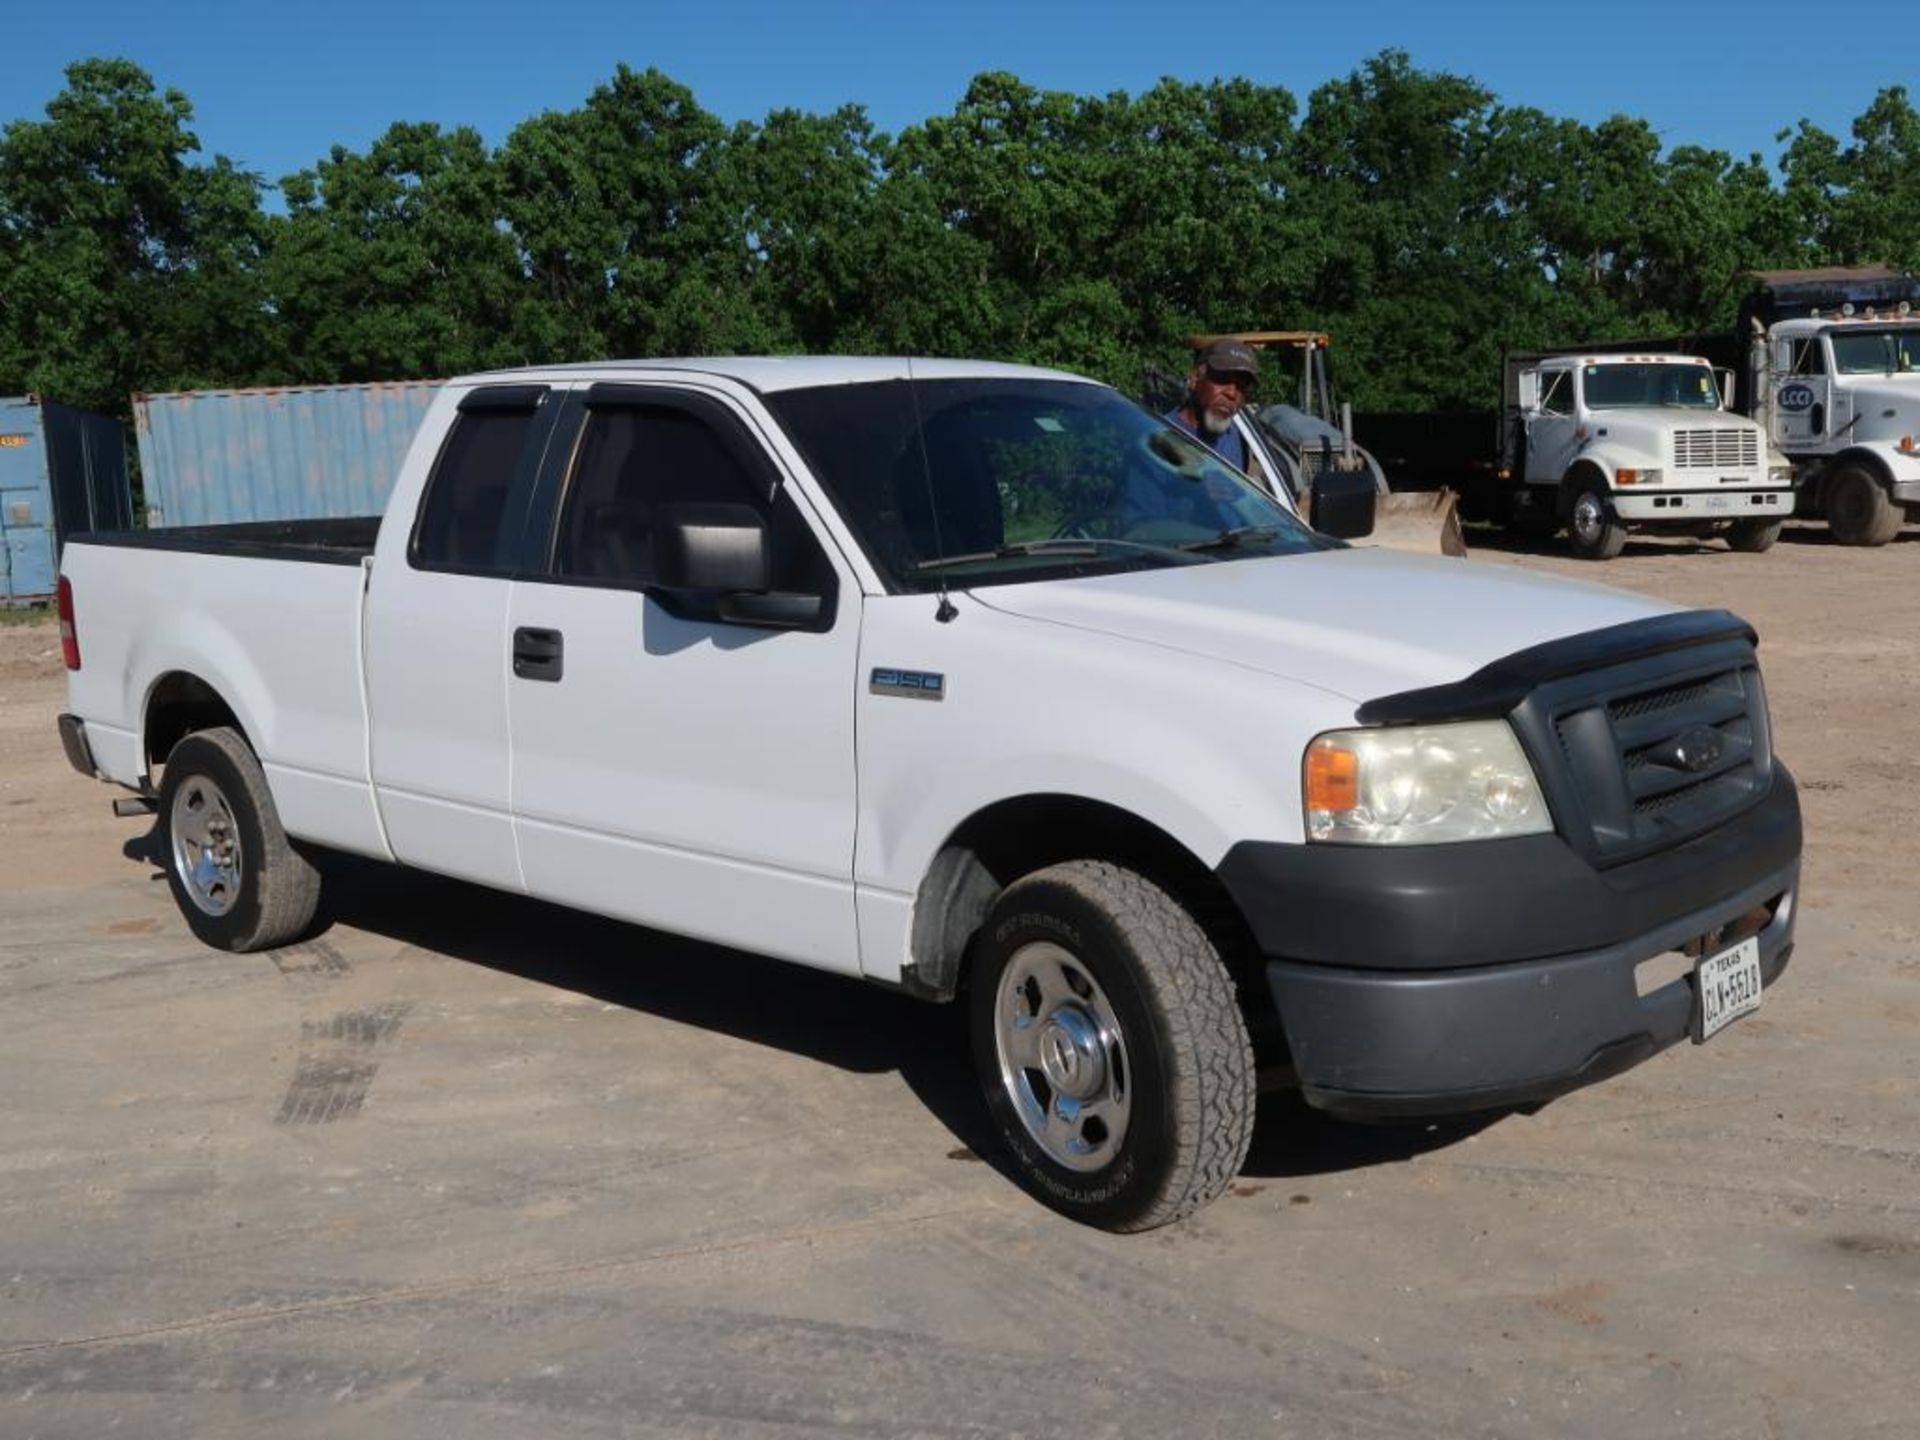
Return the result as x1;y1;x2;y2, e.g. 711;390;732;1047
1;523;1915;1438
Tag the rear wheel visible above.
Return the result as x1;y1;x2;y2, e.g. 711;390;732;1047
1566;480;1627;560
968;860;1256;1231
1825;465;1901;546
1727;517;1784;553
160;727;321;952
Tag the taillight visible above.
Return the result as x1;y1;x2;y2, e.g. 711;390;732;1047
57;576;80;671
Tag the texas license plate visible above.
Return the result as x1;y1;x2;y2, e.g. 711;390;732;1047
1695;936;1762;1042
1705;494;1731;512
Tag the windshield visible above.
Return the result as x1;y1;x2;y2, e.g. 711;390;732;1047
765;378;1333;593
1829;328;1920;376
1581;363;1722;410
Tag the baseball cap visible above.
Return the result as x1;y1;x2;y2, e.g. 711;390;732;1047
1195;337;1260;378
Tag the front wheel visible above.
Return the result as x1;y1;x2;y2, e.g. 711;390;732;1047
1825;465;1901;546
968;860;1256;1231
1727;517;1784;553
159;726;321;952
1566;480;1628;560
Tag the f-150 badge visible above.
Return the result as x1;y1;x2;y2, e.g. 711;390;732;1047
870;668;945;701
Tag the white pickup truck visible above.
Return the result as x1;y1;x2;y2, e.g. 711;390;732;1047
1504;351;1795;558
56;359;1802;1230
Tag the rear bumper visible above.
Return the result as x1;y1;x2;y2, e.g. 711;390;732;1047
57;713;98;779
1220;774;1801;1119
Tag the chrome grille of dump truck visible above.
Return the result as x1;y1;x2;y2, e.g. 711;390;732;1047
1544;660;1771;865
1671;429;1759;470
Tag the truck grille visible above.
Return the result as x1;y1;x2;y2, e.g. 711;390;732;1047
1671;428;1759;470
1523;647;1772;867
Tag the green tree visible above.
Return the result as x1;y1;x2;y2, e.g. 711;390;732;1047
0;58;272;413
1782;86;1920;272
499;65;774;361
268;121;527;382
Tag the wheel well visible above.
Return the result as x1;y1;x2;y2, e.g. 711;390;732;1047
1557;461;1610;517
144;672;247;773
904;794;1270;1021
1831;449;1893;487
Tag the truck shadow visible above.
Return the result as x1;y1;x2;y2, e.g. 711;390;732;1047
120;832;1517;1189
1462;526;1728;560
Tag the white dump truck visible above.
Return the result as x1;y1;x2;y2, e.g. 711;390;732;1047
1735;268;1920;545
1498;350;1794;559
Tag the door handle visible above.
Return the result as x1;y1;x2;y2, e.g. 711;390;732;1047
512;627;563;682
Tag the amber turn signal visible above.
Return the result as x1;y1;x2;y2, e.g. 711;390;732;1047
1304;739;1359;813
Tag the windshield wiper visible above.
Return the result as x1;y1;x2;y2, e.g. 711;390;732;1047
1178;525;1281;553
915;537;1204;572
914;539;1104;572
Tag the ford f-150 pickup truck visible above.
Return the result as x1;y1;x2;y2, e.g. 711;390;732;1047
56;358;1802;1230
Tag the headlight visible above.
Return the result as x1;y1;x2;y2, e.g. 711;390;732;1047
1768;465;1795;484
1616;466;1663;485
1304;720;1552;844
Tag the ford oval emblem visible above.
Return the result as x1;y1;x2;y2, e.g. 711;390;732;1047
1657;725;1726;774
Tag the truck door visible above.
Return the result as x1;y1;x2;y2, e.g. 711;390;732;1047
1524;369;1580;483
364;385;561;889
1772;336;1831;450
504;383;862;975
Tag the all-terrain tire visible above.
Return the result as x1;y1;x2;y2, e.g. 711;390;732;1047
159;726;321;952
968;860;1256;1231
1825;465;1902;546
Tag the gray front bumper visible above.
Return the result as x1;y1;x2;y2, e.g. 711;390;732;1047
1263;857;1798;1119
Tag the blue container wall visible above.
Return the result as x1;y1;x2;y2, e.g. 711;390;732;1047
135;381;443;528
0;399;56;603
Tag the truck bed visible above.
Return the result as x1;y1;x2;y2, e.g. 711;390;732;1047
74;516;380;564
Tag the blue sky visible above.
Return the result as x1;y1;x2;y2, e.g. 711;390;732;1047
7;0;1916;191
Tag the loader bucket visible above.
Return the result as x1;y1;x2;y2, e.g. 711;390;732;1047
1364;489;1467;557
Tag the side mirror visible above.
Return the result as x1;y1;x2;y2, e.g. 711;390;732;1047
652;501;825;630
1516;370;1541;412
1312;467;1376;541
1715;368;1736;408
653;502;771;592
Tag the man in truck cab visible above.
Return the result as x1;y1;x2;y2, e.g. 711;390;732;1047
1163;337;1260;473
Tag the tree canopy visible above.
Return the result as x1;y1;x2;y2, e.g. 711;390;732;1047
2;52;1915;419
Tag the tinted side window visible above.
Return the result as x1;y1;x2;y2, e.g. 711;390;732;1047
1539;371;1573;416
555;403;831;594
412;408;539;573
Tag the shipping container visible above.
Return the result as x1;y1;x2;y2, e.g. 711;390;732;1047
0;396;133;605
134;380;444;528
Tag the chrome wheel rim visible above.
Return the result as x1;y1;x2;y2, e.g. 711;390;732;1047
170;775;242;917
1572;492;1607;544
994;941;1131;1172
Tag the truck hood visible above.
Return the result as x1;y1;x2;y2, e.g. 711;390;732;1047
971;548;1677;707
1845;380;1920;434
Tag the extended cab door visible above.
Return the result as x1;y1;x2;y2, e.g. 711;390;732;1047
503;382;862;974
364;385;560;889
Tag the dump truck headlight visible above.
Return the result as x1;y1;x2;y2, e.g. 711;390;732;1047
1304;721;1552;844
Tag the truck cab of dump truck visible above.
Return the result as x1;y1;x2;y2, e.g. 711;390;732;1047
1508;352;1793;560
1756;311;1920;546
